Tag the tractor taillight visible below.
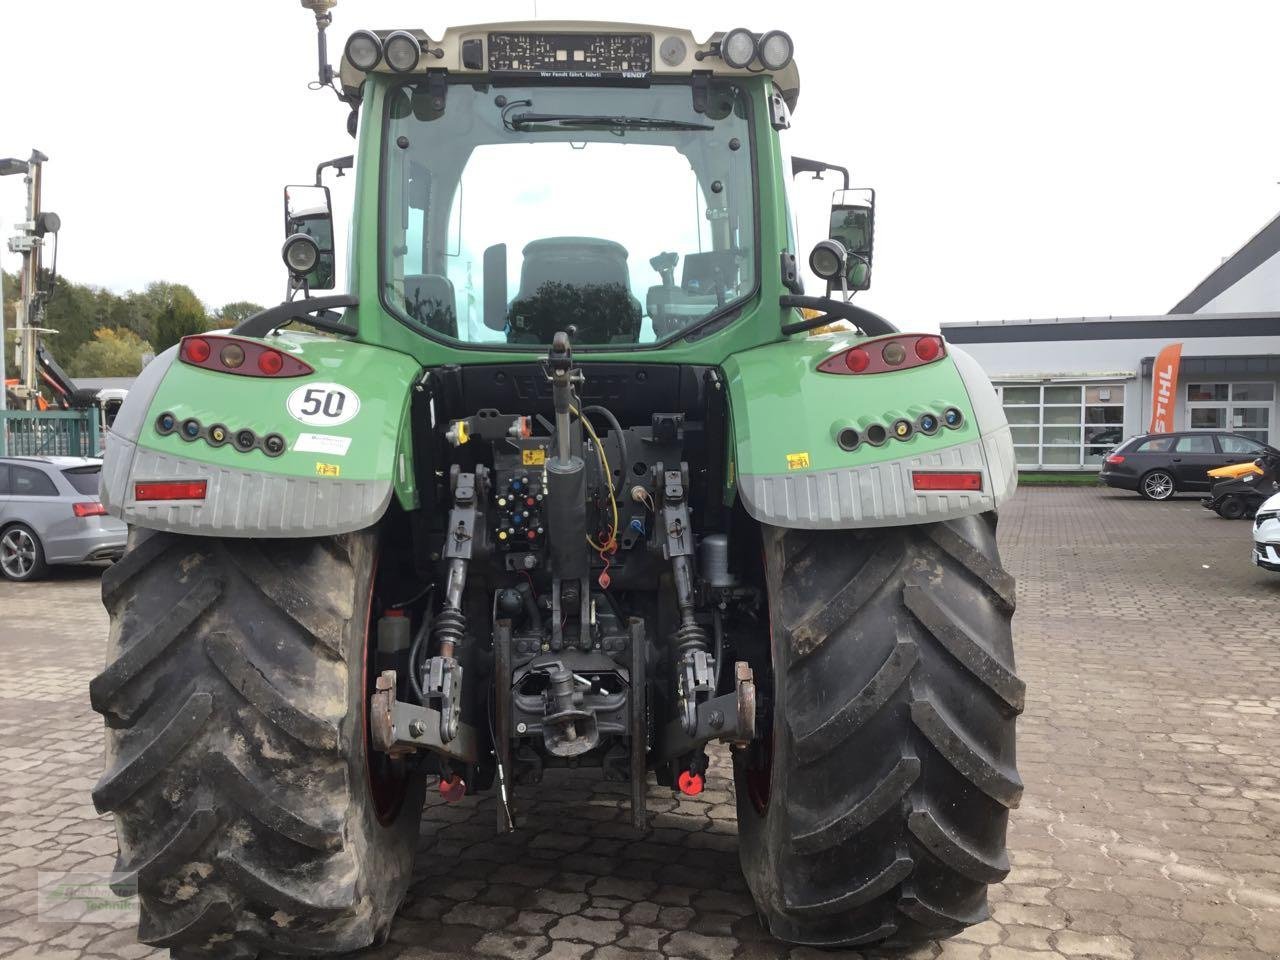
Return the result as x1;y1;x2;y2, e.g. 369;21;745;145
134;481;208;501
818;334;948;375
179;335;313;378
912;471;983;492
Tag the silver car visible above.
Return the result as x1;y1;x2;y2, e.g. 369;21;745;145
0;456;127;581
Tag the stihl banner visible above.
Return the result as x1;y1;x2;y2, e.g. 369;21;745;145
1148;342;1183;433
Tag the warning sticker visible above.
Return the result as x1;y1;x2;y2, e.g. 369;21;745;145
786;452;811;471
315;462;341;478
295;433;352;456
522;448;547;466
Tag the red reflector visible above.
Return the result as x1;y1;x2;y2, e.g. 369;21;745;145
134;480;208;501
73;501;107;518
845;347;870;373
258;349;284;375
1105;454;1125;464
912;471;983;492
182;337;211;363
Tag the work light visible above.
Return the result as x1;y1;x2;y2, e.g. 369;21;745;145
720;28;756;69
282;234;320;277
758;31;794;70
383;31;421;73
344;30;382;71
809;239;847;281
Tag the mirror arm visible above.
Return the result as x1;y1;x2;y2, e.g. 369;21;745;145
315;155;355;186
778;295;897;337
791;156;850;190
233;295;359;338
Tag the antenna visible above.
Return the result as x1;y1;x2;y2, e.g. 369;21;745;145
300;0;338;88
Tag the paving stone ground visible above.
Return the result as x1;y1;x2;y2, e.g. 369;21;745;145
2;487;1279;959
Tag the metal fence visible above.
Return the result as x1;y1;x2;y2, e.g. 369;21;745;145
0;410;101;457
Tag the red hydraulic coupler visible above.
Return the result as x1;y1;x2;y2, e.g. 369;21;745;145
438;774;466;803
677;770;704;796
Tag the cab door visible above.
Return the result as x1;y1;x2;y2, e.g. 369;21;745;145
1170;434;1221;489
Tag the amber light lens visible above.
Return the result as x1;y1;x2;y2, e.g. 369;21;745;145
220;343;245;368
183;337;211;363
882;341;908;366
845;348;870;373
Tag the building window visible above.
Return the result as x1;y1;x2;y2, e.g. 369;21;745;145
1185;382;1273;444
998;382;1126;469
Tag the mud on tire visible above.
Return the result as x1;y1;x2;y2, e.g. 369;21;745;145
91;528;425;958
735;513;1023;948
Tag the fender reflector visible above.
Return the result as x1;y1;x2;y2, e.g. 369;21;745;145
912;471;982;492
134;480;208;501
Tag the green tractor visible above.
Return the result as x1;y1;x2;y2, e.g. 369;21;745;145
92;7;1022;956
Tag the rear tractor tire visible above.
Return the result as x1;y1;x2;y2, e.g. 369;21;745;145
91;528;425;958
734;514;1023;948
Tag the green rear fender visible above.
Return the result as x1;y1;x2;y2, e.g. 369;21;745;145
723;333;1017;528
100;332;421;537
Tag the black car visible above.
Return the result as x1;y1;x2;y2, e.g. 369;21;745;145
1098;431;1279;501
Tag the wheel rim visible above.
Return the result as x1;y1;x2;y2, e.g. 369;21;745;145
0;530;35;578
1145;473;1173;499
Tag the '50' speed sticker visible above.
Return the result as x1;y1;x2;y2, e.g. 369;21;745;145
287;383;361;427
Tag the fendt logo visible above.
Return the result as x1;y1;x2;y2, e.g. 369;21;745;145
1148;342;1183;434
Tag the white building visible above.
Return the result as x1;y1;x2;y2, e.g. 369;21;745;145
943;212;1280;471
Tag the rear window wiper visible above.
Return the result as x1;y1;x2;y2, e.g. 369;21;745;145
505;112;713;133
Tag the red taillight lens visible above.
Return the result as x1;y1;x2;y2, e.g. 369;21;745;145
1105;454;1125;465
73;501;107;518
134;480;208;501
820;334;948;375
178;335;312;378
845;348;871;373
183;337;211;363
258;349;284;375
912;471;983;491
915;336;942;361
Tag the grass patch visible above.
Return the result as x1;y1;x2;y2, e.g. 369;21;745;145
1018;471;1100;486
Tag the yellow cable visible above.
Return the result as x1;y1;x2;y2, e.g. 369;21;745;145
571;405;619;552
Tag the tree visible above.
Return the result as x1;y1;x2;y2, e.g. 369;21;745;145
150;284;209;353
68;327;154;378
214;301;266;329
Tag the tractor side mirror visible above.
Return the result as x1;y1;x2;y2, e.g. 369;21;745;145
283;184;336;290
828;188;875;292
483;243;508;330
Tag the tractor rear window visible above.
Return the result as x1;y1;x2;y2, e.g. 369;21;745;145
381;80;757;348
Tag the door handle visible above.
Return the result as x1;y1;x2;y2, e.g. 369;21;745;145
1172;457;1182;462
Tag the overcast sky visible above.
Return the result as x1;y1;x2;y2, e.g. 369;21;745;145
3;0;1280;331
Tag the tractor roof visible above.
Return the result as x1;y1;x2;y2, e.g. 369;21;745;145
338;22;800;112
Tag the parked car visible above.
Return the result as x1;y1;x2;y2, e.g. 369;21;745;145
1098;432;1280;501
0;456;127;581
1253;491;1280;572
